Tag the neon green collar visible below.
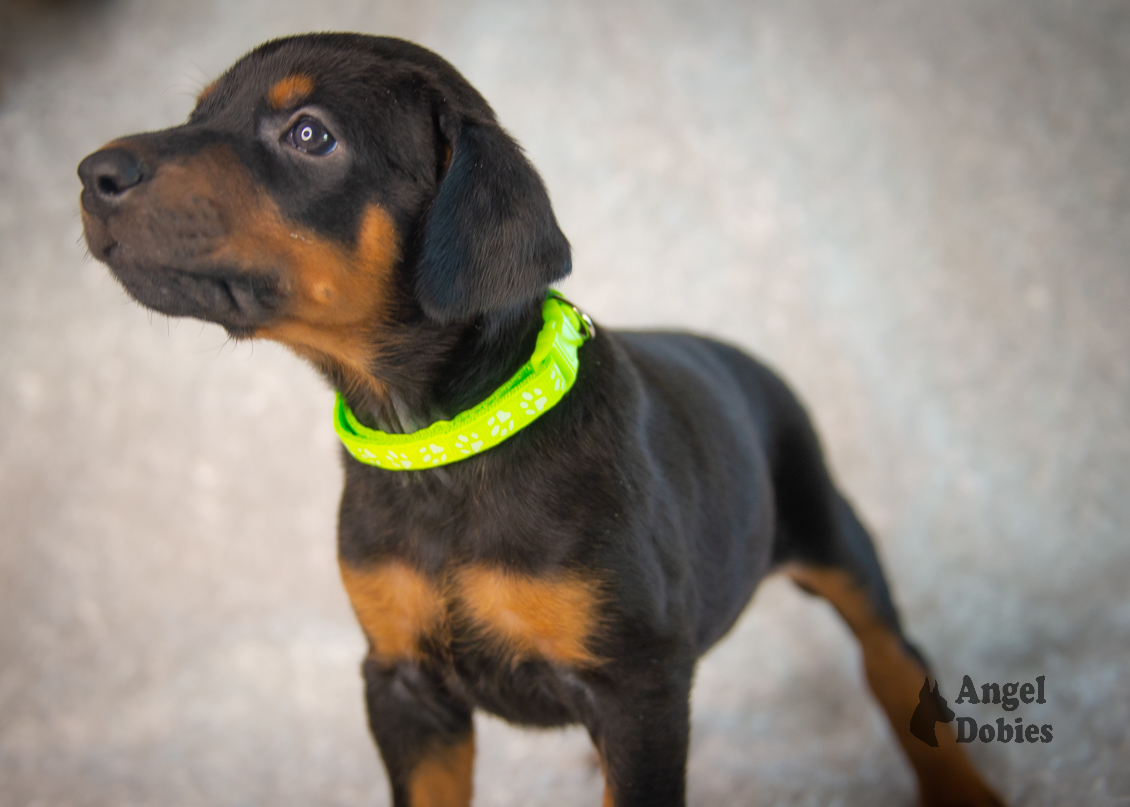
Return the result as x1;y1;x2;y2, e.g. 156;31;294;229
334;291;593;470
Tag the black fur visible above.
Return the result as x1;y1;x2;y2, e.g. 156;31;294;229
77;33;999;807
417;118;571;323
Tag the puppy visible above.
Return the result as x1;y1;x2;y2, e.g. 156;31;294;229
78;33;1002;807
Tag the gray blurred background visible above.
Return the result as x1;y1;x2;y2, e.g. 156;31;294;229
1;0;1128;804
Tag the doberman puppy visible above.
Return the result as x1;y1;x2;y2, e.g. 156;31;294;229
78;33;1002;807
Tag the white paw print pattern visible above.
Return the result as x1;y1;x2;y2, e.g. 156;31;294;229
486;410;515;438
519;388;548;417
352;446;383;466
418;442;448;465
550;365;565;392
383;449;414;468
455;432;484;455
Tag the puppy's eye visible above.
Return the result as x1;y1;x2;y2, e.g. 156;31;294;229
286;116;336;155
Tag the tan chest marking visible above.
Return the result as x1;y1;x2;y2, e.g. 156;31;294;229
454;566;604;667
339;561;444;662
339;561;605;668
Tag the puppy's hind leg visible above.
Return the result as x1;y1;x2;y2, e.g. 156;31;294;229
770;421;1002;806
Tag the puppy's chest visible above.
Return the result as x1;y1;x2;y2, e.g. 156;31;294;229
339;560;605;673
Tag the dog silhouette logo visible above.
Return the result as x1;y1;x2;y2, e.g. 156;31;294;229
910;677;955;747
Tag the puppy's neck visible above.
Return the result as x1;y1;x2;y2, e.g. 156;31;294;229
339;297;545;436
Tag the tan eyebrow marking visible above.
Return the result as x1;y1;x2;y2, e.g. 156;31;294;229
197;78;220;104
267;74;315;110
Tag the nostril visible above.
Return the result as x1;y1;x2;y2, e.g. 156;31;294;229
78;148;148;199
97;175;122;195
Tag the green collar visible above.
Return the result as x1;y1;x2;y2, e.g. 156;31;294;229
334;291;593;470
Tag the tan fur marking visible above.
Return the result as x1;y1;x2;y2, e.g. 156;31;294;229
197;78;219;104
267;74;315;110
785;564;1003;807
340;561;444;662
456;566;604;666
599;751;616;807
251;204;400;398
112;144;397;401
407;734;475;807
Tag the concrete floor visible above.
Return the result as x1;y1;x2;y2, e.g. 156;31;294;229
1;0;1129;804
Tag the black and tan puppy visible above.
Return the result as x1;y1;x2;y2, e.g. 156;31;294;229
78;33;1002;807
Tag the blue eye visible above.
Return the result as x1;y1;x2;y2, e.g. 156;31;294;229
287;116;336;155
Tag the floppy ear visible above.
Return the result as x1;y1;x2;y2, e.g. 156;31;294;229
415;118;571;323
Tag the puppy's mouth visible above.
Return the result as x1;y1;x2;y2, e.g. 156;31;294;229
91;230;286;334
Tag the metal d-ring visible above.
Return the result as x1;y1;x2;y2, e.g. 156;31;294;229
550;290;596;340
573;307;596;340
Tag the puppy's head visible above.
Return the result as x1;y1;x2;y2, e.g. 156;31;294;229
78;34;570;391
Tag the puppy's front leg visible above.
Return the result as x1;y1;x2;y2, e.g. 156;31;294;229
584;659;695;807
363;659;475;807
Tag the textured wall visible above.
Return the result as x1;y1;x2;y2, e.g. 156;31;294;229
1;0;1128;804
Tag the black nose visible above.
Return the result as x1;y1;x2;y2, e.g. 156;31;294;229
78;148;148;204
